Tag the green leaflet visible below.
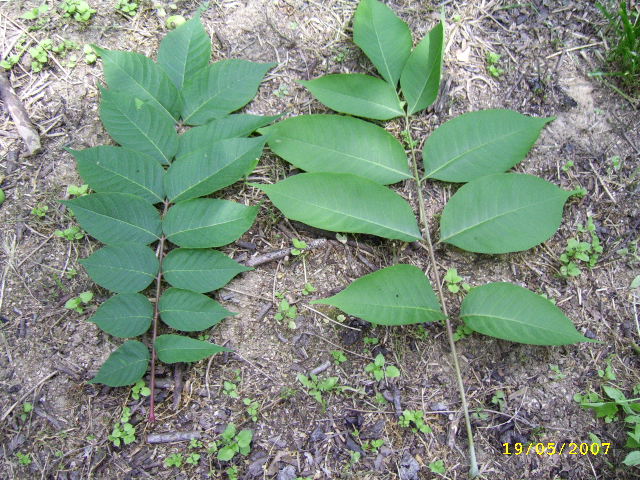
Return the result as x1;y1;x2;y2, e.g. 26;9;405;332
460;283;598;345
89;293;153;337
439;173;571;254
181;60;276;125
165;136;266;202
300;74;403;120
400;20;444;115
89;340;150;386
163;199;258;248
422;110;554;182
80;244;159;293
155;334;230;363
95;47;180;121
177;114;279;159
159;288;234;331
62;193;162;245
254;173;421;242
99;89;179;165
162;248;251;293
157;14;211;90
262;115;411;185
70;146;165;204
352;0;412;86
314;264;445;325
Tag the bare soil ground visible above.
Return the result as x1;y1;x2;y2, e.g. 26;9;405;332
1;0;639;479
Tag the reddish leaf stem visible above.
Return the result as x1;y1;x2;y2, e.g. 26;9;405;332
149;200;170;422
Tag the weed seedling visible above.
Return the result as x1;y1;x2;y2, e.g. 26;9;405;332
217;424;253;461
362;438;384;454
399;410;432;434
185;452;200;465
560;217;603;278
108;407;136;447
29;39;53;73
223;381;239;399
301;282;317;296
453;324;474;341
164;453;183;468
67;184;89;196
297;373;343;407
225;466;239;480
243;398;259;421
549;364;566;380
274;298;298;329
115;0;138;16
20;402;33;422
491;390;507;411
55;225;84;241
485;51;504;78
331;350;347;364
83;45;97;64
365;353;400;381
64;291;93;313
22;4;51;19
444;268;469;293
15;452;32;466
598;355;617;381
60;0;96;22
429;459;446;474
131;379;151;400
562;160;574;172
290;238;308;256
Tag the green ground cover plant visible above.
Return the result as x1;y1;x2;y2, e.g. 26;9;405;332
251;0;599;475
65;14;275;420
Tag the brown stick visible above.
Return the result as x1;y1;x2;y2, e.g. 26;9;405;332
244;238;327;267
147;431;201;444
0;70;41;156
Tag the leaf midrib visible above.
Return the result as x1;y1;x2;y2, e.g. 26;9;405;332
95;161;162;202
460;313;578;338
441;194;564;241
312;84;402;116
74;202;160;241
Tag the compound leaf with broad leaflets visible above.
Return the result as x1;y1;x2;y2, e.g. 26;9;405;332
181;60;276;125
99;89;179;165
353;0;412;86
162;248;251;293
177;114;279;158
157;14;211;90
165;136;266;202
313;264;445;325
89;293;153;337
439;173;571;253
95;47;179;121
90;340;150;386
62;193;162;245
400;20;444;115
262;115;411;185
155;334;230;363
254;173;421;242
300;74;403;120
460;283;598;345
163;198;258;248
70;146;164;204
159;288;234;331
423;110;554;182
80;244;159;293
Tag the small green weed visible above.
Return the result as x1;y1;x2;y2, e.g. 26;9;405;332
453;324;474;341
274;296;298;329
28;39;53;73
549;364;566;380
331;349;347;364
216;424;253;461
20;402;33;422
301;281;317;296
559;217;603;278
60;0;96;22
223;380;239;399
243;398;259;421
362;438;384;453
562;160;574;172
399;409;432;434
108;406;136;447
297;373;343;407
83;44;98;64
64;291;93;313
365;353;400;381
67;184;89;196
131;379;151;400
164;452;183;468
185;452;200;465
485;51;504;78
116;0;139;16
225;466;239;479
363;336;379;346
55;225;84;241
444;268;470;293
598;355;617;381
290;238;308;256
491;390;507;411
16;452;32;466
22;4;51;19
429;459;446;474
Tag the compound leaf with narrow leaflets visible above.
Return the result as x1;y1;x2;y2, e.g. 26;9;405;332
163;198;258;248
89;293;153;337
90;340;150;386
95;47;179;121
165;137;266;202
423;110;554;182
80;244;159;293
177;114;279;158
181;60;276;125
313;264;445;325
62;193;162;245
262;115;411;185
439;173;571;253
70;146;164;204
254;173;421;241
162;248;251;293
400;20;444;115
460;283;597;345
99;89;178;165
158;14;211;90
300;74;403;120
159;288;234;331
353;0;412;86
155;334;230;363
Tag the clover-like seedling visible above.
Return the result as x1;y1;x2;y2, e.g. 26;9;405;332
365;353;400;381
444;268;470;293
399;409;432;434
64;291;93;313
217;424;253;461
